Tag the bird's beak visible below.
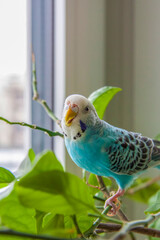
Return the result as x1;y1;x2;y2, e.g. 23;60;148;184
65;106;78;126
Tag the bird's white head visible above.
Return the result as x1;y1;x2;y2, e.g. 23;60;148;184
61;94;99;140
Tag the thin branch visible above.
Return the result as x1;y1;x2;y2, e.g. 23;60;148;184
84;206;113;237
129;232;137;240
0;229;82;240
111;212;160;240
93;195;105;202
88;213;122;225
32;53;61;127
96;175;110;198
0;117;63;138
127;176;160;195
71;215;83;237
97;222;160;237
96;176;129;222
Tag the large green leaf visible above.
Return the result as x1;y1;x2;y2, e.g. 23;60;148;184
0;167;15;183
30;150;64;174
0;190;36;233
15;150;63;179
15;150;33;178
145;190;160;214
16;170;95;215
88;86;122;119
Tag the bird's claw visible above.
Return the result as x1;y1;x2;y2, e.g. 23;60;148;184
104;191;121;216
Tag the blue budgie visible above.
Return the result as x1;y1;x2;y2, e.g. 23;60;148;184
61;94;160;214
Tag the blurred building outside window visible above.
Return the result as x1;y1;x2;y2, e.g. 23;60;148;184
0;0;29;171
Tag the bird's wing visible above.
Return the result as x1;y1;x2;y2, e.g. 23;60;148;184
106;132;160;175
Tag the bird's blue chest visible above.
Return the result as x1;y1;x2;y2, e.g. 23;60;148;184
65;131;110;175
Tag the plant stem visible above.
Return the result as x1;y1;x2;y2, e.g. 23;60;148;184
93;195;105;202
98;222;160;237
0;229;82;240
111;212;160;240
71;215;82;237
84;206;122;238
0;117;63;138
96;224;160;238
129;232;137;240
96;176;129;222
32;53;61;127
84;206;112;237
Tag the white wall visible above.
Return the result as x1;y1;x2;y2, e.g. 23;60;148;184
65;0;107;175
134;0;160;138
65;0;160;223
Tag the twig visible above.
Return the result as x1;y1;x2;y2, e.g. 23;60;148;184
32;53;61;127
129;232;136;240
93;195;105;202
84;206;113;237
111;212;160;240
0;229;82;240
127;176;160;195
96;176;129;222
0;117;63;138
71;215;83;237
96;175;110;198
97;222;160;237
86;181;101;189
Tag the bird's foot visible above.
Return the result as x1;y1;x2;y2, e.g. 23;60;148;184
105;196;121;216
104;188;125;216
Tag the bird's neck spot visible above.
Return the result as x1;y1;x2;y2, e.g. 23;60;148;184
80;120;87;132
73;131;83;140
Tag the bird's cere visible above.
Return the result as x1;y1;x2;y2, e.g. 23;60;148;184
65;104;79;127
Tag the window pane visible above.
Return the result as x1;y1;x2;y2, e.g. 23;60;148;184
0;0;28;170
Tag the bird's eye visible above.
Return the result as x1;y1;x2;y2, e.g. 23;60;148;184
84;106;89;112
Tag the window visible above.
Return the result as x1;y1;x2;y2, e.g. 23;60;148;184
0;0;66;170
0;0;29;171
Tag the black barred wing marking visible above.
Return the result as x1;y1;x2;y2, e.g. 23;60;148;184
151;140;160;162
107;132;155;175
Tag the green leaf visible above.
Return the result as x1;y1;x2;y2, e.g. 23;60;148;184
0;182;15;201
35;210;46;233
155;134;160;141
0;167;15;184
15;152;32;178
28;148;35;163
42;214;64;233
0;190;36;233
76;214;95;233
16;170;96;215
42;212;56;228
149;218;160;240
127;178;160;204
145;190;160;214
0;183;8;188
31;150;64;174
88;86;122;119
64;216;77;238
15;150;63;180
